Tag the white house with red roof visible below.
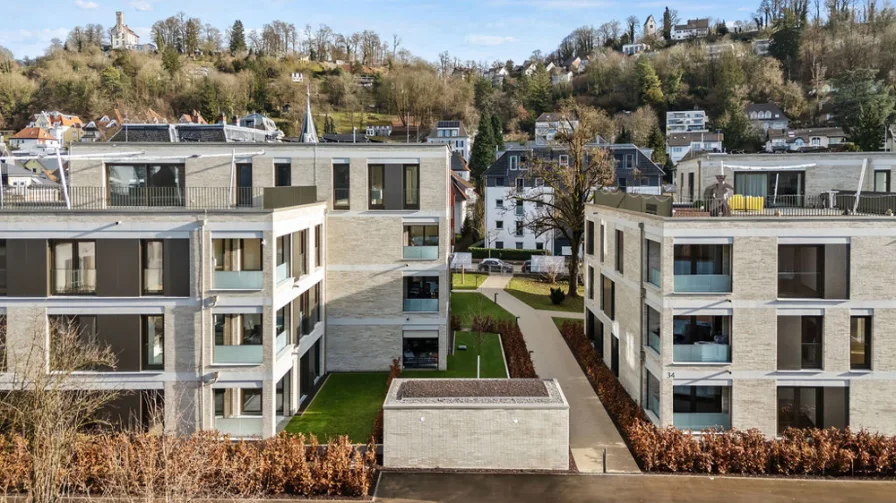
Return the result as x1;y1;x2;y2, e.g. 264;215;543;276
8;128;61;154
111;12;140;50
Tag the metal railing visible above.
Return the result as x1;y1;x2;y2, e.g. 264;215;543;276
672;194;896;218
0;186;268;210
52;268;97;294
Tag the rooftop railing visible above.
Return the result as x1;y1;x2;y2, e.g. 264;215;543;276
0;185;318;211
672;194;896;217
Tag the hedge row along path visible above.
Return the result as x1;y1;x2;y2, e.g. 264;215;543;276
478;274;639;474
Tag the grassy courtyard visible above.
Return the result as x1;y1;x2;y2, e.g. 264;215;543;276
285;372;388;443
450;292;516;327
404;331;507;379
505;277;584;313
452;272;487;290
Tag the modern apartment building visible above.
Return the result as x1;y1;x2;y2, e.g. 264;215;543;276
0;140;451;439
665;110;708;135
583;190;896;437
426;121;470;161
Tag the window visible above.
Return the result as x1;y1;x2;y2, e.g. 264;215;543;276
646;372;660;417
515;199;524;216
673;386;730;430
403;164;420;209
0;316;5;371
535;242;543;250
515;242;523;249
0;240;5;295
615;230;624;274
515;221;524;237
368;164;385;209
777;315;823;370
509;156;519;170
241;389;262;416
403;336;439;369
142;240;164;295
214;389;226;417
516;178;524;191
107;164;185;207
404;276;438;311
673;244;732;293
213;239;263;272
646;240;661;287
496;220;504;229
777;387;848;434
496;177;505;187
495;198;504;208
495;241;504;249
599;223;605;262
142;315;164;370
314;224;322;268
587;266;594;299
535;177;544;187
586;221;594;255
51;241;97;295
778;244;849;299
559;155;569;166
276;370;292;416
673;315;731;363
275;163;291;186
850;316;871;370
333;164;350;210
874;170;891;192
600;275;615;320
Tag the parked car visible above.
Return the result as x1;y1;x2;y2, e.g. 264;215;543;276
521;260;531;273
478;258;514;273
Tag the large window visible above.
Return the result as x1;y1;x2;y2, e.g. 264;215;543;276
734;171;804;206
368;165;385;209
647;306;661;353
646;239;661;288
213;239;263;290
673;244;731;293
276;235;290;283
314;224;322;269
333;164;350;209
600;275;615;320
276;305;290;352
404;276;439;312
850;316;871;370
778;244;849;299
213;313;263;364
673;385;730;430
51;240;96;295
241;389;263;416
777;387;848;434
403;335;439;369
874;170;891;192
615;230;624;274
599;223;605;262
586;221;594;255
107;164;186;207
404;164;420;209
646;371;660;418
275;163;291;187
142;315;164;370
587;266;594;300
404;225;439;260
673;315;731;363
777;315;823;370
142;240;164;294
0;316;5;371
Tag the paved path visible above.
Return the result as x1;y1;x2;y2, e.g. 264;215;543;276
375;472;896;503
479;275;639;474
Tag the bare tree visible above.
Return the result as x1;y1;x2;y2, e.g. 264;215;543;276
513;100;616;296
0;317;120;503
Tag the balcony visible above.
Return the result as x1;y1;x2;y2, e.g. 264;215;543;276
403;246;439;260
673;274;731;293
673;413;730;431
215;417;263;437
275;262;290;284
213;345;263;365
52;268;97;294
403;299;439;312
214;270;263;290
276;329;289;353
674;343;730;363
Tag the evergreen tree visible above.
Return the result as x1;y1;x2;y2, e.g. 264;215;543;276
718;101;755;151
490;114;503;150
198;77;219;120
184;19;201;55
527;63;553;116
768;10;802;80
229;20;247;54
833;68;895;138
161;47;182;78
469;113;496;182
646;125;667;165
636;56;664;106
662;7;673;41
715;51;744;105
850;105;885;151
616;126;633;144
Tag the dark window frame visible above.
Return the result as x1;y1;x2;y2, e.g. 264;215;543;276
275;163;291;187
403;164;420;210
615;229;624;274
850;315;872;370
368;164;385;210
600;274;615;320
241;388;263;416
141;314;164;371
141;239;164;295
50;240;97;295
333;163;350;210
586;221;594;255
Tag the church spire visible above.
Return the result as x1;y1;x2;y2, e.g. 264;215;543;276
299;83;318;143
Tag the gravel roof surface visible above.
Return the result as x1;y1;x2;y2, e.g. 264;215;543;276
398;379;548;399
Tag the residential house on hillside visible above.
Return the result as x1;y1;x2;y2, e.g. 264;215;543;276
1;162;60;190
552;70;574;86
365;121;392;137
110;11;140;50
535;112;579;146
622;43;649;56
746;102;790;133
239;113;284;140
29;111;84;145
451;152;478;234
666;131;724;164
487;66;508;86
671;18;710;40
563;56;587;73
8;128;61;154
178;111;207;125
483;144;664;253
766;127;848;152
426;120;471;161
522;62;539;76
666;109;708;134
545;62;556;73
644;15;657;37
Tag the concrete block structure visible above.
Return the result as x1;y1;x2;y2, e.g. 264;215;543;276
0;140;451;439
583;190;896;437
383;378;569;470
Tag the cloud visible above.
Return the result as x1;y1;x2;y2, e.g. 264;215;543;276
75;0;99;9
464;35;517;46
130;0;152;11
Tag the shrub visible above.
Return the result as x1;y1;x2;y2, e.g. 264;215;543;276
450;314;461;331
472;316;536;378
557;319;896;477
468;247;548;261
371;358;402;443
549;287;566;305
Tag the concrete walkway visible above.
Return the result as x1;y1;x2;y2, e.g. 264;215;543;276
479;274;639;474
376;472;896;503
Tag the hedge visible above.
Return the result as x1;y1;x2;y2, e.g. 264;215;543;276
558;319;896;477
0;432;376;498
471;316;537;378
469;247;548;261
372;358;402;443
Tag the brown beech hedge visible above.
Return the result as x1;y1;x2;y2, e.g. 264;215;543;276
0;432;376;498
372;358;402;443
559;320;896;477
472;316;537;378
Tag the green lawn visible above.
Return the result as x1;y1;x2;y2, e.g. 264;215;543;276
552;317;582;331
451;292;516;327
285;372;388;443
404;331;507;379
505;277;585;313
452;272;487;290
